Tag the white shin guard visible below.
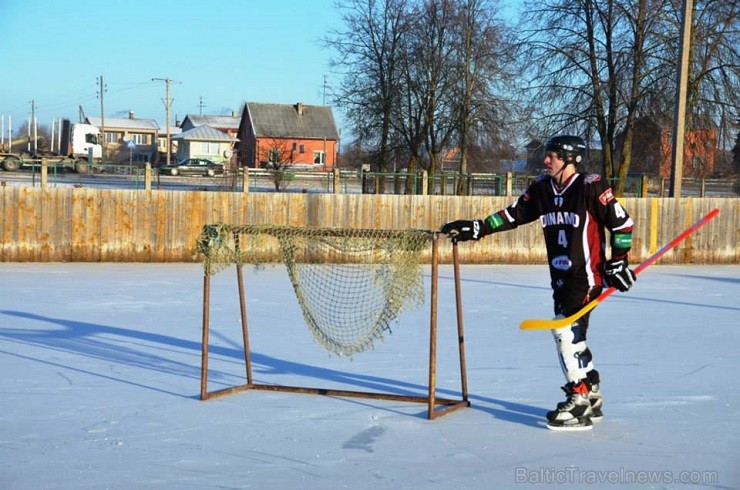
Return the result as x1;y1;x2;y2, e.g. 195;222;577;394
552;317;594;383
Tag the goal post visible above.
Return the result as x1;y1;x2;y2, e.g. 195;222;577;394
197;224;470;420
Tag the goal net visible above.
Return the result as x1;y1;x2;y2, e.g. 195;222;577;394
198;224;429;357
196;223;469;420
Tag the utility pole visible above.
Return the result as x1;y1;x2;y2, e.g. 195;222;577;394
152;77;180;165
29;99;35;153
98;75;106;161
198;96;205;115
669;0;693;198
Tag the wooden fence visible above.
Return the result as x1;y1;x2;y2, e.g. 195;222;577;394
0;187;737;263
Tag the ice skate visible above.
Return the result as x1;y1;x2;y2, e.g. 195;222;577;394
546;381;593;431
588;382;603;421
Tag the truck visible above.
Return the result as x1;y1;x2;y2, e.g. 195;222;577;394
1;119;102;174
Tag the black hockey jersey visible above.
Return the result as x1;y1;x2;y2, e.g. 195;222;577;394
484;173;634;291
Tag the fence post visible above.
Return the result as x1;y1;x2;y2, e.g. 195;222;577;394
641;174;649;198
700;179;706;197
420;170;428;196
242;166;250;194
41;158;48;188
506;172;513;197
144;162;152;191
333;167;341;194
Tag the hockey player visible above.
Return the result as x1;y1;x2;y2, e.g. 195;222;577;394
440;135;636;431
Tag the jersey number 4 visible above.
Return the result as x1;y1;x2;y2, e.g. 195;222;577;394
558;229;568;248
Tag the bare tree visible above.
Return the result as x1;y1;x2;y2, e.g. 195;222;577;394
392;0;517;193
258;138;297;191
328;0;735;194
733;123;740;178
390;0;459;194
417;0;458;182
326;0;411;187
329;0;519;194
451;0;516;193
661;0;739;151
517;0;671;195
517;0;738;192
611;0;657;187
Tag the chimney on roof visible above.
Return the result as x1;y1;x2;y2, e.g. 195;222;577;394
296;102;304;116
128;111;135;119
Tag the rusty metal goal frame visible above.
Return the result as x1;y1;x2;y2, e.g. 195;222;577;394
199;231;470;420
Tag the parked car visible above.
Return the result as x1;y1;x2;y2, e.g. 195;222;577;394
158;158;224;177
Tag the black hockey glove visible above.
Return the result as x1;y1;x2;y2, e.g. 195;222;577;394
440;219;485;242
604;256;636;292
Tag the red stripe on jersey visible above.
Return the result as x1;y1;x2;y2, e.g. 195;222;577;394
585;209;606;287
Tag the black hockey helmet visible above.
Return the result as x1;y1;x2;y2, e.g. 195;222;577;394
544;135;587;164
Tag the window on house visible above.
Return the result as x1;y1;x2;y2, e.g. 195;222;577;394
131;133;149;145
105;132;122;144
292;142;297;151
268;148;280;163
201;142;220;155
691;156;704;172
299;144;305;154
313;151;325;164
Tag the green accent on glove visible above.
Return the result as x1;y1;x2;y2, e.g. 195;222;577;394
486;213;505;230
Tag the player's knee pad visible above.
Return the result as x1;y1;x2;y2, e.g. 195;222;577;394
552;317;593;382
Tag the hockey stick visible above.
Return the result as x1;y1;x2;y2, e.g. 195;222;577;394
519;208;720;331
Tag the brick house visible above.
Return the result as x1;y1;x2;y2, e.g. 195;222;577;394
236;102;339;169
658;127;717;178
617;117;718;178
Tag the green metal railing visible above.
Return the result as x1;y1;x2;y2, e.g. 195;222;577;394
2;159;736;197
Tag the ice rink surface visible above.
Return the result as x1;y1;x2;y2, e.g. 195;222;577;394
1;262;738;489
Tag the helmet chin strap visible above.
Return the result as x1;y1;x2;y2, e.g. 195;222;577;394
551;160;574;188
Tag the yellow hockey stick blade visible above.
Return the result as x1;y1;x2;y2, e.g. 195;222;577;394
519;295;605;330
519;208;719;331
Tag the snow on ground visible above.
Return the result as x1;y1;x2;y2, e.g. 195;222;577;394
1;262;738;489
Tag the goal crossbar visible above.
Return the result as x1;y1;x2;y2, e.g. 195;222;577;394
199;226;470;420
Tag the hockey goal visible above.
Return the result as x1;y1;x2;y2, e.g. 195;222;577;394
196;224;469;420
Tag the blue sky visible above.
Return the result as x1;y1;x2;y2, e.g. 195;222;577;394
0;0;342;135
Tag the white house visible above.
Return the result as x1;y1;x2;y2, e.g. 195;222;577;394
170;124;239;163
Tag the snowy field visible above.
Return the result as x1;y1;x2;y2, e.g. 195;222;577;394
1;262;738;489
